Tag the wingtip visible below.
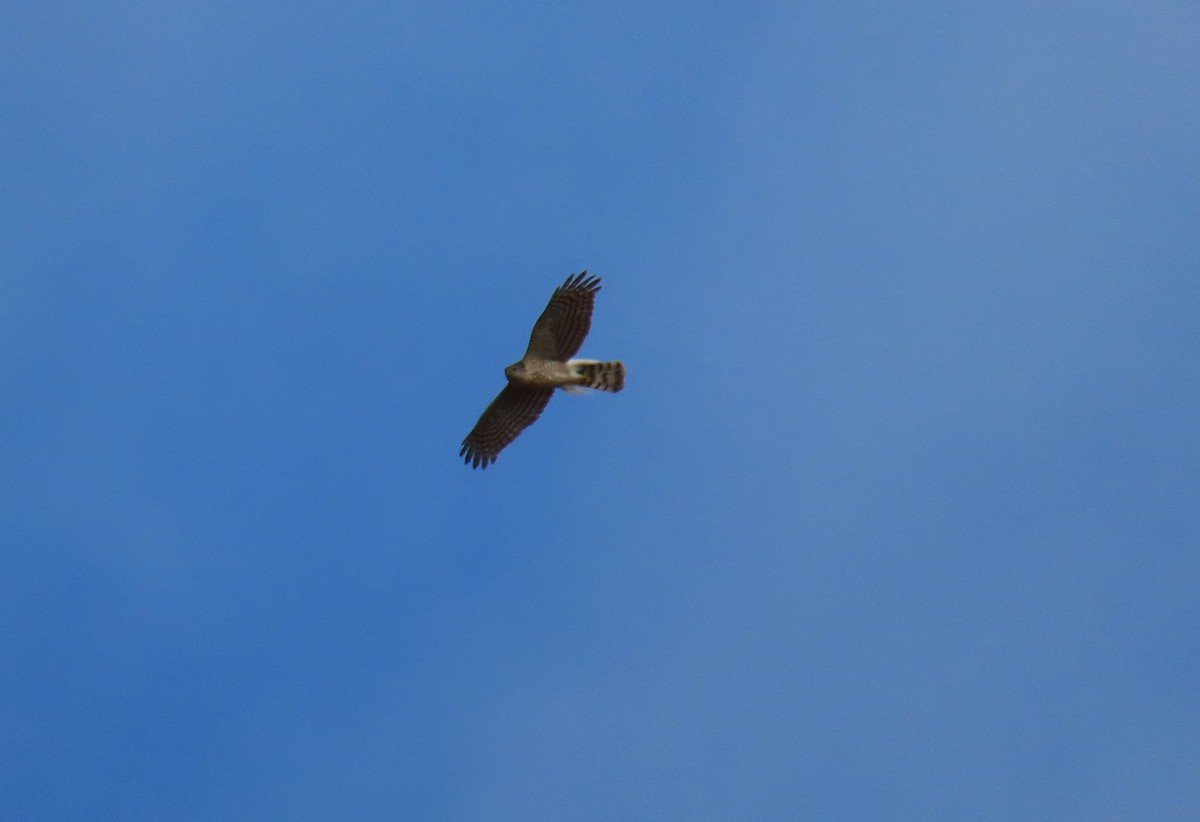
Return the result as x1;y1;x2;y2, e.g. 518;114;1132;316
461;445;496;469
559;271;601;291
559;271;601;293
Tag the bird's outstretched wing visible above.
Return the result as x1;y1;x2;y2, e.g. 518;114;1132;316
460;384;554;469
524;272;601;361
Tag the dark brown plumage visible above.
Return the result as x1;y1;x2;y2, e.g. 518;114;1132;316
460;272;622;469
460;384;553;469
524;271;601;361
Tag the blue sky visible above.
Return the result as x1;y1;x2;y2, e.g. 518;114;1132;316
3;2;1199;819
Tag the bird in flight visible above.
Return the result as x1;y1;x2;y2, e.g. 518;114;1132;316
460;271;625;469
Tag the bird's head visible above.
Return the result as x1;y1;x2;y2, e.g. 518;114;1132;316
504;361;525;381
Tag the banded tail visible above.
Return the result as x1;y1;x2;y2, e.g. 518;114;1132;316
571;360;625;392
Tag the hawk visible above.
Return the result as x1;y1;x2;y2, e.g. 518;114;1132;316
460;271;625;469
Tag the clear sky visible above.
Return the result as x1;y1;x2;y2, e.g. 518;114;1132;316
3;3;1199;819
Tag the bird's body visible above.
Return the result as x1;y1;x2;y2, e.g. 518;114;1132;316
503;358;576;387
460;272;624;469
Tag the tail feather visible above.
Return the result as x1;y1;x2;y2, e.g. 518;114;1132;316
574;360;625;392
